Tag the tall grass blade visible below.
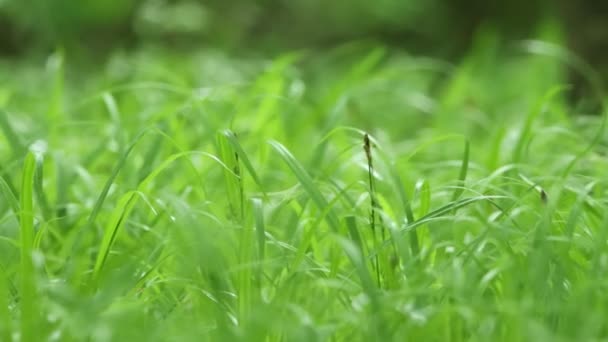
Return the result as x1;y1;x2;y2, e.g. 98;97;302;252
19;152;38;342
217;131;244;220
34;154;53;223
451;139;470;202
416;179;431;257
252;198;266;261
222;129;266;197
344;215;364;256
87;130;148;229
92;191;139;280
388;164;418;256
0;267;10;341
363;133;382;286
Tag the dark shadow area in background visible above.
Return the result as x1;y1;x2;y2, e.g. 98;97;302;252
1;0;606;110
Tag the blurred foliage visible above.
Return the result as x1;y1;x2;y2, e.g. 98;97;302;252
1;0;606;112
0;0;138;53
0;0;555;55
0;0;607;95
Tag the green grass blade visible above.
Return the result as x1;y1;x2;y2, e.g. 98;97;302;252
0;104;23;214
69;130;150;262
563;190;588;243
222;129;267;197
34;154;53;223
335;236;375;294
0;175;20;220
0;266;10;341
217;131;244;220
92;150;232;279
388;164;415;224
416;179;431;253
87;130;148;228
451;139;470;202
344;215;364;256
369;195;506;259
406;196;503;232
237;214;255;320
252;198;266;261
93;191;139;280
140;151;234;190
334;236;384;338
54;153;69;220
388;163;418;255
136;129;165;184
269;140;340;231
417;180;431;219
19;152;38;342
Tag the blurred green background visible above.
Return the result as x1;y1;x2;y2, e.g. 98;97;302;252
2;0;607;111
1;0;607;59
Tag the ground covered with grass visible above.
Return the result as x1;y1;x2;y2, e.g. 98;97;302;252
1;36;608;341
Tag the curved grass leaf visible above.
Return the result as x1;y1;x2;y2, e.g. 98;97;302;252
369;195;507;260
269;140;340;231
92;150;234;280
93;190;139;279
222;129;266;197
86;130;149;229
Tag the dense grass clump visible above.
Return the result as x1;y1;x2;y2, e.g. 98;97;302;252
1;38;607;341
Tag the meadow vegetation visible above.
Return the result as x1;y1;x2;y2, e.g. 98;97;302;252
0;18;607;341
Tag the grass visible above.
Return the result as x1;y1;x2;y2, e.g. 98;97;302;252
0;31;608;341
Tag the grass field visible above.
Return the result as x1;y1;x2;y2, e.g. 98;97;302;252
1;34;608;341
